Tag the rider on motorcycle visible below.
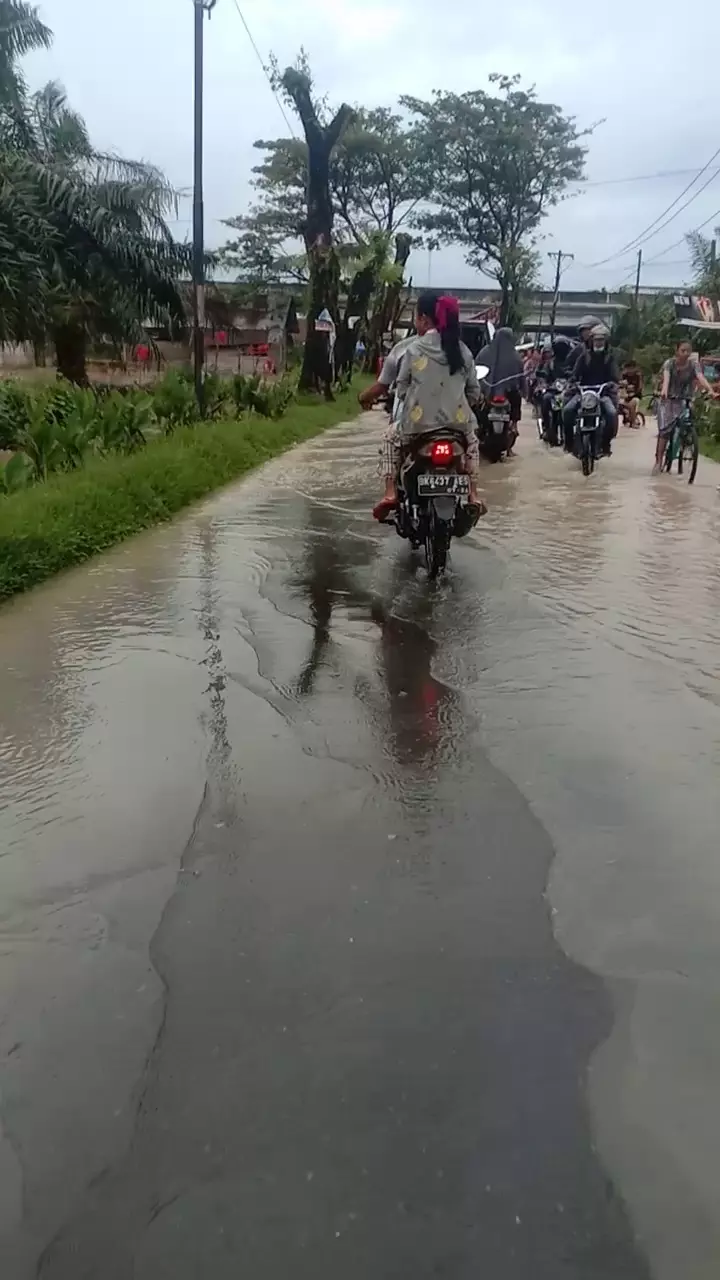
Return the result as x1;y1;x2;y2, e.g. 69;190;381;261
564;324;620;457
537;337;572;445
475;326;524;455
359;292;483;521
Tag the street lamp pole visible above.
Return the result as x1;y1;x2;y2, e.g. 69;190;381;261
192;0;216;416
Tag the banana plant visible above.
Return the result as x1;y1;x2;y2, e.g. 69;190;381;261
0;450;34;493
13;396;65;479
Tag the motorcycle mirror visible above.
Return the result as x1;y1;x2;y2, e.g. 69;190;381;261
476;364;490;379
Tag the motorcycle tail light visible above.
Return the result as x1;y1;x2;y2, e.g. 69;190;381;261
491;395;507;404
430;441;454;464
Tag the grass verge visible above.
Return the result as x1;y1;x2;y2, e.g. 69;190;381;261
0;382;369;602
699;437;720;463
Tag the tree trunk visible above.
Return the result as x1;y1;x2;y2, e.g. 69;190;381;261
366;233;412;369
53;323;89;385
335;240;390;386
281;69;354;398
334;263;373;388
498;277;512;328
302;240;340;398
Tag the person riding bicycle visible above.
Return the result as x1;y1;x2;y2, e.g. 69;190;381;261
653;337;718;473
564;324;619;457
359;292;483;521
620;361;644;428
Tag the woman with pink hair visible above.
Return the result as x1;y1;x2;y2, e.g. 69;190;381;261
360;291;483;521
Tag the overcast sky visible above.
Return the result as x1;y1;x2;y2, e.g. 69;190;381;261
27;0;720;293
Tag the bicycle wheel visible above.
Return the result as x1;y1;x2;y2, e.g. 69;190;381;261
683;426;699;484
663;431;675;473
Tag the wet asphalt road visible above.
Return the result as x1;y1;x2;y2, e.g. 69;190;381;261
2;411;720;1278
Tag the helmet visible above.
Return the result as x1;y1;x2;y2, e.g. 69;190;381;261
589;323;609;350
578;314;602;334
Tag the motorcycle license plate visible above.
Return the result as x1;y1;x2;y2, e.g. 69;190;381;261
417;474;469;497
489;413;509;423
580;421;597;432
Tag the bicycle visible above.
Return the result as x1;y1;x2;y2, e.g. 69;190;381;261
662;399;699;484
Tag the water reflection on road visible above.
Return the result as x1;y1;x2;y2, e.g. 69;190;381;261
1;414;719;1278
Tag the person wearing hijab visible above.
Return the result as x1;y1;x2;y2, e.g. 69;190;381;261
360;292;483;520
476;326;524;454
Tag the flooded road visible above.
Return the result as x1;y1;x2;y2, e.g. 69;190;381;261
1;412;720;1278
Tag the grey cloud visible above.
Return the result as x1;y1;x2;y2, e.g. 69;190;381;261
31;0;719;290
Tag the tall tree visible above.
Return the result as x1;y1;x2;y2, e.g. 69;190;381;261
0;0;51;136
0;19;190;382
268;56;354;395
221;106;430;288
403;75;588;325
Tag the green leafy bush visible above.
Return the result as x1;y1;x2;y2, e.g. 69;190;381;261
231;373;296;419
0;381;33;449
150;369;197;430
1;452;34;494
0;383;368;600
693;397;720;442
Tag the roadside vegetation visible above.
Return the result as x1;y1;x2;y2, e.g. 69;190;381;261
0;380;369;601
0;371;297;493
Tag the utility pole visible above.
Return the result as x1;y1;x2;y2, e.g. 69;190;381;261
548;250;574;338
633;249;643;305
192;0;216;417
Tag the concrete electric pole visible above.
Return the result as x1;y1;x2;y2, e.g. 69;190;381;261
192;0;217;416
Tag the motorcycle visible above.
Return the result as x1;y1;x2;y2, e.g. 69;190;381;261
474;363;515;462
573;382;613;476
393;429;477;579
546;378;567;447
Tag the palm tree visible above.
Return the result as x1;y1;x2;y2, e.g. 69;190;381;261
0;5;191;382
0;0;51;142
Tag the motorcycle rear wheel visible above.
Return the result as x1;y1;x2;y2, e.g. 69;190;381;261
424;510;451;579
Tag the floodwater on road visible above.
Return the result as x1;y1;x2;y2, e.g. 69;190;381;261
1;411;720;1279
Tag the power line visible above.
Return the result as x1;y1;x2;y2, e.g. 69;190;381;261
575;167;704;189
643;205;720;265
229;0;297;138
584;144;720;268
